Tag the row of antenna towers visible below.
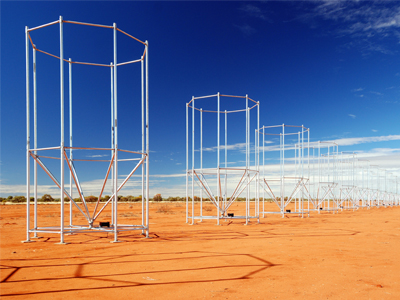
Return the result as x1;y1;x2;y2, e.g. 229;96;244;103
23;17;398;244
186;94;399;224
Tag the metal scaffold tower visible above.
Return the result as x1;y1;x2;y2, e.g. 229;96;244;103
24;16;149;244
186;93;260;225
369;165;381;208
354;159;370;209
183;97;399;222
309;142;339;213
338;152;358;210
257;124;311;218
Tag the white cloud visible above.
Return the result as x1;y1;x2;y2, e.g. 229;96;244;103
151;174;186;178
201;142;247;152
352;87;364;92
385;100;399;104
235;24;256;35
240;4;267;20
372;129;378;132
314;1;400;33
348;114;356;119
328;134;400;147
308;1;400;54
260;134;400;153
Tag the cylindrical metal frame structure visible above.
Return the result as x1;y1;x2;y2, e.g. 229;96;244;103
257;124;311;218
338;152;358;210
309;141;339;213
24;16;149;244
186;93;260;225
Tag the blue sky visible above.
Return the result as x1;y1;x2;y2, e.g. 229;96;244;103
1;0;400;197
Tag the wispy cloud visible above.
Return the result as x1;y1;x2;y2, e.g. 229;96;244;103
261;134;400;152
385;100;399;104
348;114;356;119
239;4;268;21
328;134;400;147
201;142;247;152
151;174;186;178
314;1;400;33
235;24;256;35
352;87;364;92
372;129;378;133
306;1;400;54
352;148;400;170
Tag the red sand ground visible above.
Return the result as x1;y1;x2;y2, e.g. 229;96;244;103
1;202;399;299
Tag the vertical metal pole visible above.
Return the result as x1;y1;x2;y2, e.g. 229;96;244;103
217;92;220;225
262;126;265;217
385;170;387;206
69;58;73;228
282;124;285;218
110;63;114;226
367;163;370;207
200;108;203;220
336;145;339;211
352;154;355;210
247;101;250;220
301;126;304;216
280;133;282;213
255;129;257;218
112;22;119;243
318;141;321;209
24;26;31;243
255;101;260;223
186;103;189;223
257;102;260;222
224;110;227;214
295;133;299;213
341;152;343;210
33;46;38;238
141;57;145;233
307;129;310;214
245;95;249;224
295;132;298;213
59;16;66;244
191;97;195;224
328;144;330;211
145;40;149;237
312;146;315;210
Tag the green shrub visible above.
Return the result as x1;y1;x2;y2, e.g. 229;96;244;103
12;196;27;203
40;194;54;202
101;195;110;202
85;195;98;202
153;194;162;202
133;195;142;202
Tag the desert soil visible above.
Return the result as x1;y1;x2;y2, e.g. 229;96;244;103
1;202;399;299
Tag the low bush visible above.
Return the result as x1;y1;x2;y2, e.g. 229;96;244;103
85;195;98;202
153;194;162;202
40;194;54;202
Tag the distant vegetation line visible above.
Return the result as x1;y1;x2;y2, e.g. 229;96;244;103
0;194;277;203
